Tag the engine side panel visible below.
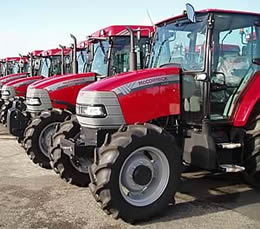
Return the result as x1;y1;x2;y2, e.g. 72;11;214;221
114;74;180;124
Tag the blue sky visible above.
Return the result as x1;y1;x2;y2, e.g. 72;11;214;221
0;0;259;58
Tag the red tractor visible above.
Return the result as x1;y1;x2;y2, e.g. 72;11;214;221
60;5;259;222
8;25;153;171
0;48;70;124
0;56;28;77
0;51;43;108
6;37;89;139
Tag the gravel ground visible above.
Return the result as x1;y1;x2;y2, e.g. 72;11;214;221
0;125;259;229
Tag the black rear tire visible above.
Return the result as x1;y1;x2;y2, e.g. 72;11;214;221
89;123;182;223
243;103;260;188
23;109;70;168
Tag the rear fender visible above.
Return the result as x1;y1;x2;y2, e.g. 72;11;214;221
232;72;260;127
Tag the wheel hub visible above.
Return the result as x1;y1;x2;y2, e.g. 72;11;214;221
119;146;170;207
133;165;152;186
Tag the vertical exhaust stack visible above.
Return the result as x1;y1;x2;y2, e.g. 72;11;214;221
28;52;34;77
70;34;78;74
59;45;65;75
127;27;137;71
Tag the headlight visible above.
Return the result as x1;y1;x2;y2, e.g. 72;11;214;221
26;97;41;106
1;90;10;96
76;104;107;118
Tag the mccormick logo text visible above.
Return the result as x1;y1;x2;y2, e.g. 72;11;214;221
138;76;168;86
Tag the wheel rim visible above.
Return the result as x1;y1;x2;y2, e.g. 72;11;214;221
119;146;170;207
39;122;59;157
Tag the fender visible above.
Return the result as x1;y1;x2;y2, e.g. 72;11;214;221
232;72;260;127
28;72;96;109
82;67;181;124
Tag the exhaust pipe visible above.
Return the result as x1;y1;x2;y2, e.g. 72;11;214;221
127;27;137;71
59;44;65;75
28;52;34;77
70;34;78;74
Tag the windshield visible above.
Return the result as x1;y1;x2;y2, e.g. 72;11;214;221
90;40;109;75
50;56;62;75
40;57;51;77
110;37;150;74
22;62;29;73
150;14;208;71
77;49;87;73
12;62;20;74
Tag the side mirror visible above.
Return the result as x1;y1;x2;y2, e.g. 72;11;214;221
186;3;196;23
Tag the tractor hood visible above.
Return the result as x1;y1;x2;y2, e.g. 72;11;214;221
4;75;43;87
26;72;96;113
79;67;180;94
77;67;181;127
28;72;96;91
1;76;43;100
0;73;28;86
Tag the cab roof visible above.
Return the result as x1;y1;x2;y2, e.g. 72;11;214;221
30;50;43;56
89;25;154;38
157;9;260;25
41;48;62;57
3;57;21;62
77;40;88;49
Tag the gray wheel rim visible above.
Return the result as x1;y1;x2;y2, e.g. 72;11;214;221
38;122;59;157
119;146;170;207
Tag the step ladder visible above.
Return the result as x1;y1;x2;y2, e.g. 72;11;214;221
217;142;244;172
216;142;241;149
219;164;245;173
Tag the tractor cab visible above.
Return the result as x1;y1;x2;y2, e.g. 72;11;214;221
1;57;24;76
75;40;88;74
150;8;260;127
63;38;88;75
86;26;151;79
36;48;70;78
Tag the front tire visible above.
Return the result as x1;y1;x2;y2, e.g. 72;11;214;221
23;109;70;168
0;99;14;124
89;123;182;223
49;117;92;186
1;97;26;125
